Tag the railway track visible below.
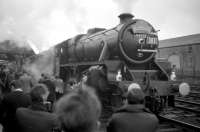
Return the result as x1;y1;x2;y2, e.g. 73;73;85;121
158;107;200;131
175;95;200;114
156;122;183;132
157;84;200;132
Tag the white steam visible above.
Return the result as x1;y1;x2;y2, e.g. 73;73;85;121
23;48;55;80
112;0;138;13
27;39;39;54
0;0;129;51
0;0;199;52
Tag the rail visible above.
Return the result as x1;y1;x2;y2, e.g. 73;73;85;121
159;115;200;131
175;98;200;106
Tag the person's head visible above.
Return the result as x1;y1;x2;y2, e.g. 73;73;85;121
41;73;48;79
30;84;49;103
14;73;21;80
55;84;101;132
10;80;22;91
41;73;45;77
69;80;75;86
126;83;145;104
86;66;107;88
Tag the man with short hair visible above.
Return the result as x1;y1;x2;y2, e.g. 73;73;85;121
39;76;56;104
107;83;159;132
55;84;102;132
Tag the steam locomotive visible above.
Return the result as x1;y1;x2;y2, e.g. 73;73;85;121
54;13;172;94
27;13;180;112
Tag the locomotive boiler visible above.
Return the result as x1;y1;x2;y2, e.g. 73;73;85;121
60;13;158;65
24;13;189;115
56;13;169;88
54;13;177;113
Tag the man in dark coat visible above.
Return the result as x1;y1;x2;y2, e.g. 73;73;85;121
16;84;59;132
107;83;158;132
55;84;101;132
16;108;59;132
39;75;56;104
0;80;31;132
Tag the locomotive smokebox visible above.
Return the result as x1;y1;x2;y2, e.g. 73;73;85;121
118;13;134;24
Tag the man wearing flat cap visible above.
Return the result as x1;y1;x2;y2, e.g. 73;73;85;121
107;83;158;132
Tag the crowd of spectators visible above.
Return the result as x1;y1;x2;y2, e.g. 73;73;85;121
0;65;159;132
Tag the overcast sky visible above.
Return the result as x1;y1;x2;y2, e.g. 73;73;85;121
0;0;199;51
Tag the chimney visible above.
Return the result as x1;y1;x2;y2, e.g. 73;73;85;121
118;13;134;24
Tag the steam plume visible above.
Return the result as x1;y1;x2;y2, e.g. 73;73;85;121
23;48;55;80
112;0;138;12
27;39;39;54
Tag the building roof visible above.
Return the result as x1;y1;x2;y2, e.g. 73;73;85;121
0;40;34;55
159;34;200;48
0;40;35;61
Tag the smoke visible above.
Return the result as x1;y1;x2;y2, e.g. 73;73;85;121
0;0;134;52
0;0;87;51
0;39;32;52
27;39;39;54
112;0;139;13
0;0;121;52
0;0;199;52
23;48;55;80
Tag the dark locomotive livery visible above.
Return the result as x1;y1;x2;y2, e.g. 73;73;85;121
59;13;158;65
55;13;171;94
26;13;180;112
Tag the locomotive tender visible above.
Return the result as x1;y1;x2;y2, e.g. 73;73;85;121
55;13;172;96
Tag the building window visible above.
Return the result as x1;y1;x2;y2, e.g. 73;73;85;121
188;46;192;53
